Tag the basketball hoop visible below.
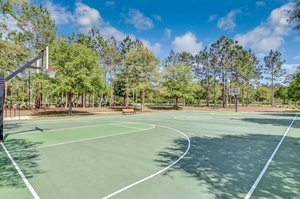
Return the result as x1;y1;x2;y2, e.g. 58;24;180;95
229;88;240;112
43;66;57;78
229;88;240;96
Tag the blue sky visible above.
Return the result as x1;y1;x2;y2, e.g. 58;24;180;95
36;0;300;73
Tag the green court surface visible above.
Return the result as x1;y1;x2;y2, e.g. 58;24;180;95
1;111;299;199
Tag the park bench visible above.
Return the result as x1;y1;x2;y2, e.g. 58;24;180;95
122;108;136;115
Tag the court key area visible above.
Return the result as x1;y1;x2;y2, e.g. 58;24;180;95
1;111;299;199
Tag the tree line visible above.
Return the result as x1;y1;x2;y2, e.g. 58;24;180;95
1;0;300;114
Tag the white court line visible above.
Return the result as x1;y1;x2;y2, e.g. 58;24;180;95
6;123;118;137
45;122;148;132
110;123;145;130
174;116;214;120
101;124;191;199
1;143;40;199
33;124;155;150
244;113;298;199
46;123;115;132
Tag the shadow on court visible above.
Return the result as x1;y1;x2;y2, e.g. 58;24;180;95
4;123;23;131
236;117;300;128
0;139;44;189
156;134;300;199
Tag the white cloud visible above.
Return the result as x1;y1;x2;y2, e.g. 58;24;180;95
141;39;162;55
217;9;240;31
164;28;172;39
283;64;299;74
208;15;217;22
293;54;300;60
105;1;115;7
100;25;126;41
172;32;203;55
45;0;74;24
47;1;125;41
75;2;101;27
256;1;266;7
153;15;162;22
235;3;295;54
126;9;153;31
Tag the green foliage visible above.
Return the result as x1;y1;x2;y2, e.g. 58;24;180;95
263;50;286;81
50;38;102;105
264;50;286;106
275;85;289;104
289;1;300;30
0;40;30;74
163;63;192;107
124;44;159;110
254;86;272;103
1;1;56;50
288;68;300;102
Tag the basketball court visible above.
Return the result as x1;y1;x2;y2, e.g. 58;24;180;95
1;111;299;199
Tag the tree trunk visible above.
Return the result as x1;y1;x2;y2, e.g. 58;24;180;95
132;90;135;107
242;86;245;107
198;75;201;107
65;93;68;108
99;92;103;108
67;92;73;115
246;90;249;107
28;76;31;109
206;74;210;107
198;91;201;107
213;72;216;107
92;93;95;108
175;97;179;109
109;84;113;107
35;82;42;109
125;77;129;107
271;72;275;107
222;71;226;108
141;89;145;112
224;72;228;109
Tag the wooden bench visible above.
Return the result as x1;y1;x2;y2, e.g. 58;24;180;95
122;108;136;115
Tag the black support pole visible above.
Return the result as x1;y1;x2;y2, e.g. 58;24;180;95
0;74;5;142
0;47;48;142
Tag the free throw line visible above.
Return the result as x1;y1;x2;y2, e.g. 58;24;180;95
34;124;155;149
244;113;298;199
1;143;40;199
101;124;191;199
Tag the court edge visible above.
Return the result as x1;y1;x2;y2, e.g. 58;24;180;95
244;113;298;199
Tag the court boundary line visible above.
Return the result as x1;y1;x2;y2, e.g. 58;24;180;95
244;113;298;199
101;124;191;199
32;124;155;150
6;122;145;137
1;143;40;199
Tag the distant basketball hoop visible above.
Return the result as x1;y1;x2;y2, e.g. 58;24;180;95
229;88;240;112
229;88;240;96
